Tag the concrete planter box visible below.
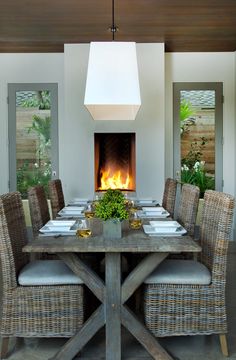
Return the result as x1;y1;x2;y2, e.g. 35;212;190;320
103;219;122;240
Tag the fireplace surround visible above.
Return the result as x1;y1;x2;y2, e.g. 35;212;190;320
63;44;165;202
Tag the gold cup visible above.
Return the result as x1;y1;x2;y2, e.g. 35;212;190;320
76;219;92;238
84;204;95;219
76;228;92;238
84;210;95;219
129;212;142;229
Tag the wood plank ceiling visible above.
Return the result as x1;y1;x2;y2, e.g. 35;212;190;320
0;0;236;53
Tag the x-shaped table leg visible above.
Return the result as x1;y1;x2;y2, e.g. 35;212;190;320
51;252;173;360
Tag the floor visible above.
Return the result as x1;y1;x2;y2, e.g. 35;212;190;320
1;242;236;360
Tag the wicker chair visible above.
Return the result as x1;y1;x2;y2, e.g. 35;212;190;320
28;185;50;238
48;179;65;219
0;192;84;359
176;183;200;237
144;190;234;356
28;185;57;260
162;178;177;218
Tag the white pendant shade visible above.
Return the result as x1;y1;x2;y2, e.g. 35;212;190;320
84;42;141;120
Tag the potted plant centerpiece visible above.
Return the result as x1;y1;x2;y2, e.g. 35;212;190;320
95;189;129;239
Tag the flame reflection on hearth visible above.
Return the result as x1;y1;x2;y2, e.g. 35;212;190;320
98;167;132;190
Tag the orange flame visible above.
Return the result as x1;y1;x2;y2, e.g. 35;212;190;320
99;168;131;190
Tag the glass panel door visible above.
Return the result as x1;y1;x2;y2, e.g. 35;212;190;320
8;84;58;198
173;83;223;197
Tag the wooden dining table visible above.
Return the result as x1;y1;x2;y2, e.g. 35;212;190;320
22;219;201;360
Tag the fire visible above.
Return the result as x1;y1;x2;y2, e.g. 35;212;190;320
99;168;131;190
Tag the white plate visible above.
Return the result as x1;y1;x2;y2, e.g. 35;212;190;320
138;210;170;218
142;206;165;212
149;221;180;229
143;224;187;236
58;209;85;218
39;227;77;235
136;200;159;206
68;198;89;205
39;220;76;233
63;206;85;211
46;220;76;226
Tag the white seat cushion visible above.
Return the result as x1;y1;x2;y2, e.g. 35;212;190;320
144;259;211;285
18;260;83;286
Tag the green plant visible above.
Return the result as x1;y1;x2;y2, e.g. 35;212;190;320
181;161;215;198
181;137;214;197
27;115;51;160
181;137;208;169
17;161;51;199
28;115;51;143
21;90;51;110
180;99;195;121
180;99;195;135
17;91;52;198
95;189;129;221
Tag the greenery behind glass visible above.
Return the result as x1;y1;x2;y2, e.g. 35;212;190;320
17;91;51;198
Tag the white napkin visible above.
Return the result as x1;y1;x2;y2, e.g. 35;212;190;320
63;206;84;212
142;207;165;213
70;198;89;204
40;220;76;233
150;221;180;228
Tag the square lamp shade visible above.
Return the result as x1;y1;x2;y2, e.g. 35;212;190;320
84;42;141;120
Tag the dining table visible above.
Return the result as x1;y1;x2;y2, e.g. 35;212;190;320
22;218;201;360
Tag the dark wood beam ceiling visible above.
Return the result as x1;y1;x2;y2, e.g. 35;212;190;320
0;0;235;53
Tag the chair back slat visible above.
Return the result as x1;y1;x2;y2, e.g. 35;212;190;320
0;192;29;291
28;185;50;238
48;179;65;219
200;190;234;284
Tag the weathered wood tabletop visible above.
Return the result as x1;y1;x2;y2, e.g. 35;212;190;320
23;219;201;360
23;219;201;253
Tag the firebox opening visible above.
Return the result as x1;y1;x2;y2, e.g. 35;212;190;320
94;133;136;192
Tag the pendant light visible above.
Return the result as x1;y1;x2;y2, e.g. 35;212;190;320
84;0;141;120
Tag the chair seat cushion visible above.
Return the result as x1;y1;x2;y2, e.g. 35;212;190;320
144;259;211;285
18;260;83;285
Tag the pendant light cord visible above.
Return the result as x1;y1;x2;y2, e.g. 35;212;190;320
109;0;118;40
110;0;118;40
112;0;115;40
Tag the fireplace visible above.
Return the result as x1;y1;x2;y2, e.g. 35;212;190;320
94;133;136;192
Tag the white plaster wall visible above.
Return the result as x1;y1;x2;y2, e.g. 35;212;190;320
0;50;235;210
0;53;64;195
165;52;235;196
63;43;165;202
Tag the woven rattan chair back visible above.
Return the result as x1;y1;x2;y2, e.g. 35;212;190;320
28;185;50;238
162;178;177;218
0;192;29;291
48;179;65;219
176;183;200;236
0;191;84;357
144;190;234;356
200;190;234;283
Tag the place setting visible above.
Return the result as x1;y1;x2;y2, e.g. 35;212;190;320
57;205;86;218
135;199;159;207
39;219;78;236
39;218;92;238
137;206;170;218
67;198;91;206
143;220;187;237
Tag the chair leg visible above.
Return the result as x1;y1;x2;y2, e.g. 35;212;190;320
0;337;9;359
219;334;229;357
